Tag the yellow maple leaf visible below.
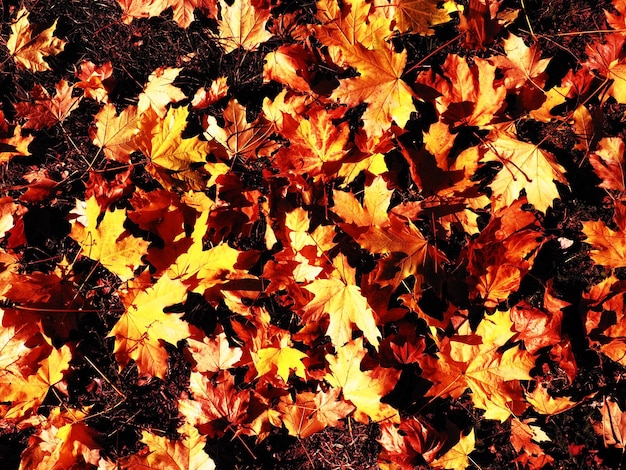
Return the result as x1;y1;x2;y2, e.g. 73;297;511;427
122;423;215;470
386;0;460;35
1;345;72;421
255;335;307;382
481;131;567;213
69;196;149;281
419;311;535;422
137;67;186;118
109;275;190;378
137;105;210;170
431;429;475;470
330;43;416;137
0;122;33;163
218;0;273;53
90;104;140;163
303;255;381;348
325;337;400;423
6;8;66;72
117;0;217;28
525;384;577;415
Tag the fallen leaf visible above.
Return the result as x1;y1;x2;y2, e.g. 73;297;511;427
6;7;66;71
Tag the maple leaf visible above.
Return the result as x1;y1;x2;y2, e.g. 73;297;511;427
137;67;186;118
465;198;543;307
117;0;217;28
316;0;397;53
15;80;82;130
582;203;626;269
204;98;276;161
386;0;460;35
509;417;552;468
263;44;316;92
584;34;626;104
431;429;475;470
606;0;626;31
0;116;33;163
69;196;149;281
165;211;253;296
179;371;250;437
109;274;191;378
217;0;273;53
325;337;400;423
1;344;72;420
597;398;626;448
416;54;506;127
333;176;447;292
75;60;113;103
378;418;444;466
481;131;567;212
588;137;626;192
18;407;102;470
255;336;307;382
123;423;215;470
330;42;416;137
6;7;66;71
186;330;243;373
418;311;535;421
274;106;351;181
91;104;140;163
277;388;355;438
136;106;212;189
525;383;577;415
302;255;381;348
191;77;229;109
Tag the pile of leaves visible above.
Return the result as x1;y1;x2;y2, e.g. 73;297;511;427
4;0;626;468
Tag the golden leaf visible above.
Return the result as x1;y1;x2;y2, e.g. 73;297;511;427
6;8;66;71
218;0;273;53
69;196;149;281
91;104;140;163
109;275;190;378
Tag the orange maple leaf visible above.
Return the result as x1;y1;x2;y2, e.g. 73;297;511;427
588;137;626;192
416;54;506;127
179;370;250;437
418;310;535;422
0;112;33;163
582;202;626;269
15;80;82;130
18;407;102;469
186;329;243;373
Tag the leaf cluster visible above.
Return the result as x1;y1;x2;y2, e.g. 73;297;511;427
3;0;626;469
